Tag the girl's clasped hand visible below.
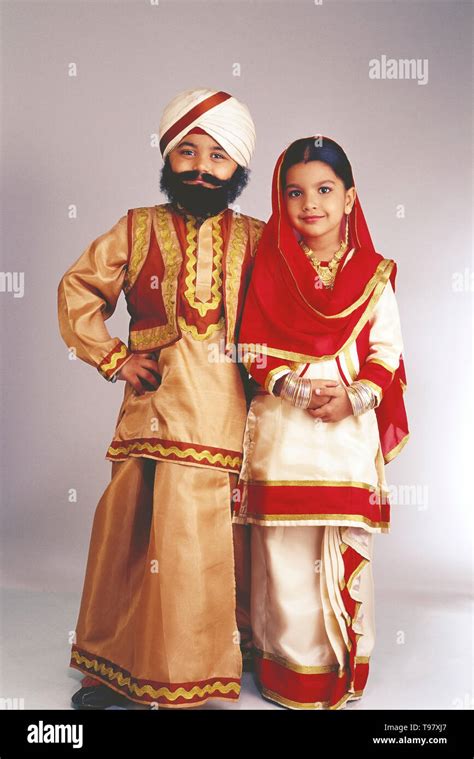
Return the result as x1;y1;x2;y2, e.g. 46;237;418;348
307;379;354;423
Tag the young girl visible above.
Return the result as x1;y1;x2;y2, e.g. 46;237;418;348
234;136;409;710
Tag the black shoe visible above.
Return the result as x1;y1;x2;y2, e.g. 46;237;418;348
241;647;255;673
71;684;130;710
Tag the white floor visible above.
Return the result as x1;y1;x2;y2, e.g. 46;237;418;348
0;584;471;711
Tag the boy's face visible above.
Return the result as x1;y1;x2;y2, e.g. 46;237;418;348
169;132;238;187
284;161;355;241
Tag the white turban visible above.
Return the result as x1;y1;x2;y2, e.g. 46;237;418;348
159;88;256;167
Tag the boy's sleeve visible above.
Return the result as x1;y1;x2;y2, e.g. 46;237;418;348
355;280;404;406
57;214;134;381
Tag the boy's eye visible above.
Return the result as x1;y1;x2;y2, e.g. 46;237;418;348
211;153;226;160
319;186;331;194
180;149;194;156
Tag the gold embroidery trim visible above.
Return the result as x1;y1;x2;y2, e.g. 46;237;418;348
347;559;370;592
177;315;225;341
357;378;382;396
225;213;248;347
98;343;128;375
244;514;388;528
261;686;345;710
242;260;394;363
129;205;183;350
183;213;225;316
124;207;150;294
366;358;396;374
246;479;376;489
249;217;265;257
276;151;394;320
107;440;241;468
264;365;292;392
344;345;358;381
71;651;240;700
254;647;339;675
384;432;410;464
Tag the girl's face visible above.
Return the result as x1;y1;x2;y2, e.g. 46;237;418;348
284;161;356;241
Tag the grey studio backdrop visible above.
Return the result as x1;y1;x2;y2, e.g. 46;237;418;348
1;0;472;710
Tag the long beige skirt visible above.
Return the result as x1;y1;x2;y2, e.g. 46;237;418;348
69;456;248;708
250;523;376;710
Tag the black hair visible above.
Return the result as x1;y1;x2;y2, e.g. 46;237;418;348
280;136;354;190
160;155;250;218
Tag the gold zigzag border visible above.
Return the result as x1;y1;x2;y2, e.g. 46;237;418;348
107;440;242;468
71;651;240;701
183;214;224;316
100;343;128;374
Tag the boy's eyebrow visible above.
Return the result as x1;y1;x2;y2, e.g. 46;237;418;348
285;179;336;189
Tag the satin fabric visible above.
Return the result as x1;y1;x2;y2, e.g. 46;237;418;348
232;136;407;709
108;327;248;468
69;456;245;708
235;276;403;532
159;89;256;167
251;524;375;709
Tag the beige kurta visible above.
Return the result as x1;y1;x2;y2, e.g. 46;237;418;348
108;325;248;471
59;206;260;707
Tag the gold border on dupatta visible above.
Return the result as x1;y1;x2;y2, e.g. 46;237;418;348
384;432;410;464
275;148;391;321
242;259;394;363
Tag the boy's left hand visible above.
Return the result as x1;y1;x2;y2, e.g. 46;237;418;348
307;385;353;423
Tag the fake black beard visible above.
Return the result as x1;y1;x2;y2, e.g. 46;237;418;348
159;159;249;219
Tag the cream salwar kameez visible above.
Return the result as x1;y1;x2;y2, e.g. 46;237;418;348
234;262;405;709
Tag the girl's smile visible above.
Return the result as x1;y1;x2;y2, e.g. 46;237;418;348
300;214;326;223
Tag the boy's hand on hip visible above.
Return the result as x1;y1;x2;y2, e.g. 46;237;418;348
116;353;161;395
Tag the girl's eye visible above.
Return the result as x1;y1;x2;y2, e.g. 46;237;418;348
319;186;331;194
288;190;301;198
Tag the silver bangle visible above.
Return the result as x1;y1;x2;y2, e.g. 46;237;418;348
346;381;379;415
280;372;312;409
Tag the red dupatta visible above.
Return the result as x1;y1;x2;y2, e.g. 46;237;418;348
239;138;409;464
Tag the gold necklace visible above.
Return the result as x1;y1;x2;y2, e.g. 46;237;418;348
298;236;348;289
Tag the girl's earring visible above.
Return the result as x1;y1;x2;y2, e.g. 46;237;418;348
344;214;349;247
